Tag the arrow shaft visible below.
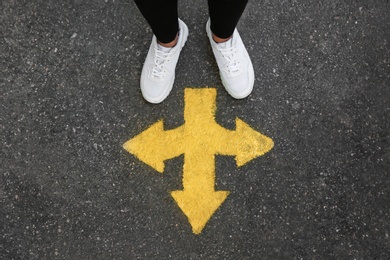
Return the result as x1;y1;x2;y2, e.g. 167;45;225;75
184;88;216;125
214;128;240;156
159;126;185;159
182;151;216;192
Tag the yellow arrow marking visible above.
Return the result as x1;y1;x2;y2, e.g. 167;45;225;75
123;88;274;234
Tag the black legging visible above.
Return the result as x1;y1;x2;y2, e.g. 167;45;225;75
134;0;249;43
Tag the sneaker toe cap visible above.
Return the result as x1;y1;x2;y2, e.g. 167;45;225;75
141;77;174;103
222;70;254;99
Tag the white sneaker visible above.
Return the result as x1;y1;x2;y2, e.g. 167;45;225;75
206;19;254;99
140;19;189;103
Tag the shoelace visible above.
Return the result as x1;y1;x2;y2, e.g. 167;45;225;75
152;48;173;78
218;44;240;73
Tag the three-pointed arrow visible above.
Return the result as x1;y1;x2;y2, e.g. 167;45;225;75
123;88;274;234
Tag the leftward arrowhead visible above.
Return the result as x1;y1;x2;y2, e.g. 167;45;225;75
123;120;183;173
171;190;229;234
235;118;274;167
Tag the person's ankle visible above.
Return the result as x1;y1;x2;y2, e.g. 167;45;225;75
158;33;179;48
212;33;232;43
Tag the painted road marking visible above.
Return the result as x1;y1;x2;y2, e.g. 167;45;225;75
123;88;274;234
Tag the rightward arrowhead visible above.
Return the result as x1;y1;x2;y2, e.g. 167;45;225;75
171;190;230;234
234;118;274;167
123;120;184;173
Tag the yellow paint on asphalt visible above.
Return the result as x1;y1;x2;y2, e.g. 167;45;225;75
123;88;274;234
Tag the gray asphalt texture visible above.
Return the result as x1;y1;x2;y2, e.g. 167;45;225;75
2;0;390;259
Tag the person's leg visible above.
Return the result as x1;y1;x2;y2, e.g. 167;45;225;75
206;0;254;99
208;0;248;41
134;0;179;45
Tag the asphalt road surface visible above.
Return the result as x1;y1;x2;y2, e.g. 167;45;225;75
2;0;390;259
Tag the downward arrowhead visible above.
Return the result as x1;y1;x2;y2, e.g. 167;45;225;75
171;190;229;234
123;120;183;173
235;118;274;166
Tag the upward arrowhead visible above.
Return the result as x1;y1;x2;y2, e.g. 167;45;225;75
234;118;274;167
123;120;183;173
171;190;229;234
